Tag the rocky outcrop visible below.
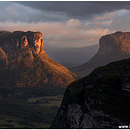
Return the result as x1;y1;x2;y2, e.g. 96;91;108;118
70;31;130;77
51;58;130;128
0;47;8;70
0;31;77;88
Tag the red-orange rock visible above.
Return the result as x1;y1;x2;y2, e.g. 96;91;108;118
0;31;77;88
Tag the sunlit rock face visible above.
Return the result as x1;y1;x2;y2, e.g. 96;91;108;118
33;33;44;53
98;31;130;55
70;31;130;77
25;31;44;53
0;47;8;70
0;31;44;69
20;36;28;48
0;31;77;88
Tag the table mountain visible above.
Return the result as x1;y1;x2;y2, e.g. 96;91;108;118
70;31;130;77
0;31;77;88
51;58;130;128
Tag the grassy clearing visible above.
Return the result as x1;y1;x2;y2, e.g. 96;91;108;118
0;95;63;128
28;95;63;107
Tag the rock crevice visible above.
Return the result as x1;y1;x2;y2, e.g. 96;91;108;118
0;31;77;88
51;58;130;128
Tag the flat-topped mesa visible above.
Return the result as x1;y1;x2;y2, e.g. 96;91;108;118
0;31;45;54
0;30;77;88
98;31;130;55
70;31;130;77
11;31;44;54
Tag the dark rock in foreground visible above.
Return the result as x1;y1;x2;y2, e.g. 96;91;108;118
51;58;130;128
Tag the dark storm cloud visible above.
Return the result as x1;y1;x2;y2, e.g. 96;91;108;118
1;1;130;48
15;1;130;19
0;1;68;23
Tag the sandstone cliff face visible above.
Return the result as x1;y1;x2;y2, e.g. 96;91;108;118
0;47;8;70
51;58;130;128
71;32;130;77
98;31;130;55
0;31;77;88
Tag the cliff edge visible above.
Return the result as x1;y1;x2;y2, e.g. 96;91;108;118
0;31;77;88
52;58;130;128
71;31;130;77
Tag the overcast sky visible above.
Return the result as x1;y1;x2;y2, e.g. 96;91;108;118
0;1;130;48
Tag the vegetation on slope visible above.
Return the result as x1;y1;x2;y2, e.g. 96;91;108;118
0;98;58;128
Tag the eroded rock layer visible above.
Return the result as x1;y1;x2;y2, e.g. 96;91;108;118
71;32;130;77
0;31;77;88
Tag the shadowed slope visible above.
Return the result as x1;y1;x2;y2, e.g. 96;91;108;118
71;31;130;77
0;31;77;88
51;58;130;128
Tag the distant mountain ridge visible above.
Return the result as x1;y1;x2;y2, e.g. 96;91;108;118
45;45;99;68
0;31;77;88
70;31;130;77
